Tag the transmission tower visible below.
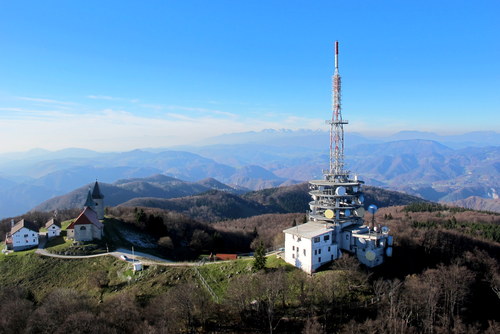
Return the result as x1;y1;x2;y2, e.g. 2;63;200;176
327;41;349;179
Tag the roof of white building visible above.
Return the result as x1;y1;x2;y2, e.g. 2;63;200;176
11;219;38;234
283;221;334;239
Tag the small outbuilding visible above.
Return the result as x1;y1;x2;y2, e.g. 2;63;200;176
45;218;61;238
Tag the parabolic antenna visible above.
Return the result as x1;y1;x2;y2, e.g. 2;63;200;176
335;186;346;196
324;209;334;219
365;250;376;261
354;207;365;217
368;204;378;214
358;195;364;204
381;226;389;234
359;238;366;245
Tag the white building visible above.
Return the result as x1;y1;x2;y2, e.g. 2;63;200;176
45;219;61;238
5;219;39;251
283;222;339;274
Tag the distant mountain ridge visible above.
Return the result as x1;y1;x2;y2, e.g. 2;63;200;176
35;176;424;223
1;129;499;218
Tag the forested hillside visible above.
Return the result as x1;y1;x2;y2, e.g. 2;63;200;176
1;201;499;333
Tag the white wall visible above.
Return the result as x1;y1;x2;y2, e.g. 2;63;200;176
12;227;38;250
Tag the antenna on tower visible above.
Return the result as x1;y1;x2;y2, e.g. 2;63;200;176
327;41;349;179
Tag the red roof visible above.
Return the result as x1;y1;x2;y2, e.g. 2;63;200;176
215;254;238;261
67;207;103;230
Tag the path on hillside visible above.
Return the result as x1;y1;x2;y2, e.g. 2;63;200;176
35;237;279;267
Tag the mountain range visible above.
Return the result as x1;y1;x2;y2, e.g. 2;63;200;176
33;177;423;223
0;129;499;218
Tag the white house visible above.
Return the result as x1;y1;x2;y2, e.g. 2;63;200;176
45;218;61;238
283;222;339;274
67;206;103;242
5;219;39;251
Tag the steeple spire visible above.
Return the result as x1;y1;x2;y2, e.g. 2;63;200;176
84;188;95;208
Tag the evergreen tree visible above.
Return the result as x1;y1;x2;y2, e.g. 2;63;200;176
253;241;267;271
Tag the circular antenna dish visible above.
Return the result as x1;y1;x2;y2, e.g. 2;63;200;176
359;238;366;245
365;250;376;261
344;209;351;217
324;209;334;219
358;195;364;204
381;226;389;234
354;207;365;217
335;186;346;196
368;204;378;214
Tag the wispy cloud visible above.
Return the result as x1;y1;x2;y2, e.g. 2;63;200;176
87;95;139;103
165;105;236;118
16;96;75;106
87;95;117;100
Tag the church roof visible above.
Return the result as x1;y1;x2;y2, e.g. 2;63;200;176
92;181;104;199
11;219;38;234
67;207;103;230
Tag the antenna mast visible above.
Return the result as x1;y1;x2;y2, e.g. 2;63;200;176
328;41;348;178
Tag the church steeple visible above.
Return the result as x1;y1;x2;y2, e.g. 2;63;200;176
92;180;104;200
84;189;95;209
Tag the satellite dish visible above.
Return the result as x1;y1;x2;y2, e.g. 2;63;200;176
359;238;366;245
324;209;334;219
365;250;376;261
344;209;351;217
381;226;389;234
358;195;364;204
353;186;358;193
335;186;346;196
368;204;378;214
354;207;365;218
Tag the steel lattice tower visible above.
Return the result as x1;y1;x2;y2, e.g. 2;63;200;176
327;41;349;179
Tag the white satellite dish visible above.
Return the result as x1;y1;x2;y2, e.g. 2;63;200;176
335;186;346;196
358;195;364;204
381;226;389;234
354;207;366;218
359;238;366;245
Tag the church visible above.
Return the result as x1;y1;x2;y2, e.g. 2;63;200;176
66;181;105;242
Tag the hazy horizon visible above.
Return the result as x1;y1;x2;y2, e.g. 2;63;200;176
1;1;499;153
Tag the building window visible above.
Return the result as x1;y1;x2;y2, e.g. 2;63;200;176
328;246;331;252
314;249;317;255
318;257;321;263
346;234;349;240
318;249;321;254
292;254;295;259
313;237;320;243
292;246;295;251
324;234;330;241
80;226;86;230
331;255;334;260
24;234;28;238
303;249;306;256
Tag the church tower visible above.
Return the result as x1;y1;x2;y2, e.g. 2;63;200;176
91;181;105;220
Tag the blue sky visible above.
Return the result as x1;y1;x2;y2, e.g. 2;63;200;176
0;0;498;152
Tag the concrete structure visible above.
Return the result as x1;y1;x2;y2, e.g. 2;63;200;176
45;218;61;238
283;42;393;274
5;219;39;251
67;206;103;242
